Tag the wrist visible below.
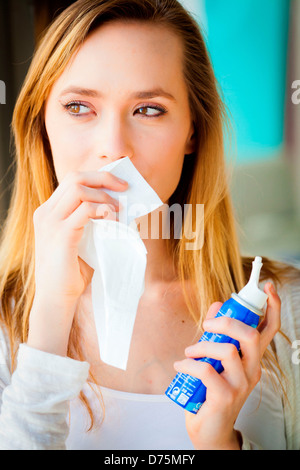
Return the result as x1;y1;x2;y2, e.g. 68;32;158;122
27;296;78;357
192;429;243;450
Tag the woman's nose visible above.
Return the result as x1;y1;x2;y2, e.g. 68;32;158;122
96;113;133;164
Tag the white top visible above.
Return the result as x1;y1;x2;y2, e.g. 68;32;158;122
66;369;286;450
0;279;299;450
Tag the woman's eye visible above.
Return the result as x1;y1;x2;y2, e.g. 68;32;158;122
135;106;166;117
63;101;91;116
61;102;166;118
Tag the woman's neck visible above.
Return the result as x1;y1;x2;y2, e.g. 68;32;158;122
135;205;178;286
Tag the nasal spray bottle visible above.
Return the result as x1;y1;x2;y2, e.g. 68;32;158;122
165;256;268;413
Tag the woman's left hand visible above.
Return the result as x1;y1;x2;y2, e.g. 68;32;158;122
173;282;281;450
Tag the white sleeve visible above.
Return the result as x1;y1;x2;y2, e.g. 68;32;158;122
240;433;262;450
0;338;89;450
236;278;300;450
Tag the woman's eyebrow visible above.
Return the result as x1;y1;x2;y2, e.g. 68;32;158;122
59;86;177;102
59;86;100;98
130;88;177;102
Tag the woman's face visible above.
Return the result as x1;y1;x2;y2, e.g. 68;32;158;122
45;21;194;203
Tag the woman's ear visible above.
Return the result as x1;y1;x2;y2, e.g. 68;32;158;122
184;124;196;155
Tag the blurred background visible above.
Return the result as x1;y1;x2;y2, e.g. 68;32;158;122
0;0;300;264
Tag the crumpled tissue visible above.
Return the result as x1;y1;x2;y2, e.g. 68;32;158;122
78;157;163;370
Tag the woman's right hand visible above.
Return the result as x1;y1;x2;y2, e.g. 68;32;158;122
27;170;128;356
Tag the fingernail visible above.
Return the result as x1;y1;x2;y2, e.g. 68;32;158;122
185;344;198;355
107;202;117;212
96;205;106;217
268;283;275;294
117;177;127;185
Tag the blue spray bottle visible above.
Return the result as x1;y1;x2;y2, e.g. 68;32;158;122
165;256;268;413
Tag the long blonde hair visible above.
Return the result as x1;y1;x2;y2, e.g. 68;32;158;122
0;0;299;429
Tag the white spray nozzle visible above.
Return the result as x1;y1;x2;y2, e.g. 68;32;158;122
237;256;269;312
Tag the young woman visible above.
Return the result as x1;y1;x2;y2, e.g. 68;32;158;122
0;0;299;450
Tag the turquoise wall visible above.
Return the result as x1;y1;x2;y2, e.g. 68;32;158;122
182;0;291;163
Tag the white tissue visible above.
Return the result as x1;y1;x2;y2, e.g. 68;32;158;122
78;157;163;370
